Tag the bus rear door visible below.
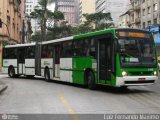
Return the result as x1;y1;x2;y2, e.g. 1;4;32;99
17;47;25;75
54;45;61;78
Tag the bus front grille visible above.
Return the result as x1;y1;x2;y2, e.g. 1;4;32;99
128;71;153;76
125;80;155;84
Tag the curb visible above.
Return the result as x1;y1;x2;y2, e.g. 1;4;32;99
0;85;8;93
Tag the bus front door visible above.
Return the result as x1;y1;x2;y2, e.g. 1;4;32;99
17;48;25;75
98;39;112;81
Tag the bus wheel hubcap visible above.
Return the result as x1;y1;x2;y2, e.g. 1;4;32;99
10;69;13;76
46;74;48;79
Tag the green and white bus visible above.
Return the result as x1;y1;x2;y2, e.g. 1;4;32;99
2;28;159;89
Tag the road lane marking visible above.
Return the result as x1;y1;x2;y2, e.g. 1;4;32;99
59;94;79;120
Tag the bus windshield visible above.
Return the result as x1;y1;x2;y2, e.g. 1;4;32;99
118;37;156;68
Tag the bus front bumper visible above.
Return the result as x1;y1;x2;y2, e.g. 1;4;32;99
116;76;158;87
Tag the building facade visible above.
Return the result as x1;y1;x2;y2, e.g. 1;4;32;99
20;0;26;43
0;0;22;68
128;0;160;29
0;0;22;44
25;0;39;35
55;0;79;26
79;0;96;24
96;0;130;24
126;0;160;61
118;12;130;28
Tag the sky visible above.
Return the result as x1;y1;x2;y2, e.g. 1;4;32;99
47;0;130;24
47;3;55;12
106;0;130;23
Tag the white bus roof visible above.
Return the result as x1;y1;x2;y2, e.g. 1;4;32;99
4;43;36;48
4;36;74;48
42;36;73;45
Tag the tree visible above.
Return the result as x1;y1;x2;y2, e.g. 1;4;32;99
71;23;92;35
30;0;64;41
84;12;112;22
30;31;41;42
47;21;72;39
83;12;114;30
31;8;114;40
96;22;114;30
46;12;114;39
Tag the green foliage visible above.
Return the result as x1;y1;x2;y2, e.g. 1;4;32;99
30;32;42;42
96;22;114;30
53;11;64;21
27;20;33;34
43;12;114;41
30;2;114;41
30;0;64;42
84;12;113;23
47;23;72;39
83;12;114;30
71;24;92;35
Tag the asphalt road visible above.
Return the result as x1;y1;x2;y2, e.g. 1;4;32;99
0;75;160;118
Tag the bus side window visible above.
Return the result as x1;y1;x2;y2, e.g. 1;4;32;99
90;38;96;57
26;46;35;58
62;41;73;57
17;47;25;63
42;45;53;58
55;45;61;64
48;45;53;58
84;38;96;58
9;48;17;59
73;39;84;57
3;48;8;59
42;46;47;58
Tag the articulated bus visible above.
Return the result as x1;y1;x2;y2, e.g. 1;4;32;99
2;28;159;89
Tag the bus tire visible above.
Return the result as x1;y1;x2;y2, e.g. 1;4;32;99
8;67;15;78
86;71;96;90
120;86;128;90
45;68;50;82
26;75;34;79
15;75;20;78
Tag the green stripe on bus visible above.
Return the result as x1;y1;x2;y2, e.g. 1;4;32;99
74;28;115;39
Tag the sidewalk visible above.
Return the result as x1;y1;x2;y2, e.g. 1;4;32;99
0;67;8;93
0;81;8;94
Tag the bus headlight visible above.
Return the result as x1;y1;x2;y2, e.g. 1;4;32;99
122;71;127;77
154;71;157;76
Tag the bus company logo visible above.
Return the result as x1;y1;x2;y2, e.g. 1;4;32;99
4;61;8;64
1;114;19;120
2;114;8;120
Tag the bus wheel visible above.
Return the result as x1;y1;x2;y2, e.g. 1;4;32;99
8;67;15;78
26;75;34;79
86;71;96;90
15;75;20;78
45;68;50;82
120;86;128;90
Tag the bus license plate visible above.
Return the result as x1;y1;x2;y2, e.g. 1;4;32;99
138;78;146;81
